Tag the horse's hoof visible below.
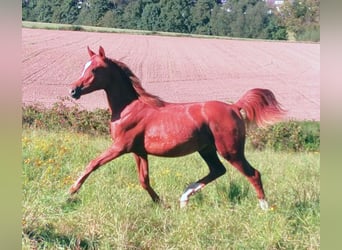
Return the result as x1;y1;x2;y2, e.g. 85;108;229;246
69;185;79;195
153;198;171;209
259;199;269;210
180;200;188;208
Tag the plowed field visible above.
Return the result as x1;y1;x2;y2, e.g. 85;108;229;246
22;28;320;121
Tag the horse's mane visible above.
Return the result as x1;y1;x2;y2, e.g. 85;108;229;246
108;58;165;107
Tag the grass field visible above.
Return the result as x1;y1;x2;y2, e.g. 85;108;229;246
22;129;320;249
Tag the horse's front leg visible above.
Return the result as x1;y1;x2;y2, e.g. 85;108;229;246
133;153;160;203
69;144;125;195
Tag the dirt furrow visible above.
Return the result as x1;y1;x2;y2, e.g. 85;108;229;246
22;28;320;121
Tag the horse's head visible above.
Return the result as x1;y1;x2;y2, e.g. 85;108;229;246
70;46;110;99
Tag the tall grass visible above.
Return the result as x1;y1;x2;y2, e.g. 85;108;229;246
22;129;320;249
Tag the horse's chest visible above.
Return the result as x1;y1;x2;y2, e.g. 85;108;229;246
110;120;137;140
110;122;120;140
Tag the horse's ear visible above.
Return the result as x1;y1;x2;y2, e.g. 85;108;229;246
87;46;95;57
99;46;105;59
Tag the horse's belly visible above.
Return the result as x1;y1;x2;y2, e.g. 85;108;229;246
143;106;209;157
144;131;200;157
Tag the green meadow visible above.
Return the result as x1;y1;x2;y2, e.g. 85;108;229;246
22;129;319;249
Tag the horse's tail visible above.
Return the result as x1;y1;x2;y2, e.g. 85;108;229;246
234;88;286;127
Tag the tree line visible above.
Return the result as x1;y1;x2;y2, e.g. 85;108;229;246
22;0;319;41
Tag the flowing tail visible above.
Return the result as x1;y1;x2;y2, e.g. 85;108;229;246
234;88;286;127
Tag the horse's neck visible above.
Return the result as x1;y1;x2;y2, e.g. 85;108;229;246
105;84;138;121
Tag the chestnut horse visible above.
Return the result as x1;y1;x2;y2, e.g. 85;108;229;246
69;46;285;210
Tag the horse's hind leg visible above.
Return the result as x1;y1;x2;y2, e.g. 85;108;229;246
133;153;160;203
179;147;226;207
227;154;268;210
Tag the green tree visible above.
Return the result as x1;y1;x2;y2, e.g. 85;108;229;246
210;4;232;36
229;0;247;38
191;0;215;35
280;0;319;41
98;10;118;27
139;2;161;31
159;0;192;33
244;1;269;38
22;0;38;21
265;14;288;40
75;0;110;26
222;0;277;39
33;0;54;22
52;0;80;24
122;0;144;29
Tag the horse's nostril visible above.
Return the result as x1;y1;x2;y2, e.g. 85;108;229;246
70;87;81;99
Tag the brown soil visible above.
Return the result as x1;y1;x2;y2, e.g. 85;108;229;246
22;28;320;121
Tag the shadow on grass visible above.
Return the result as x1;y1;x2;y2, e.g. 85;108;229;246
216;181;250;206
23;224;98;249
293;199;320;213
61;196;82;213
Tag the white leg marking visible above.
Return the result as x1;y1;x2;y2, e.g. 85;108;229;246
259;199;269;210
179;183;205;208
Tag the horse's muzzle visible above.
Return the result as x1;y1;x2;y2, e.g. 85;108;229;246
70;87;82;99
